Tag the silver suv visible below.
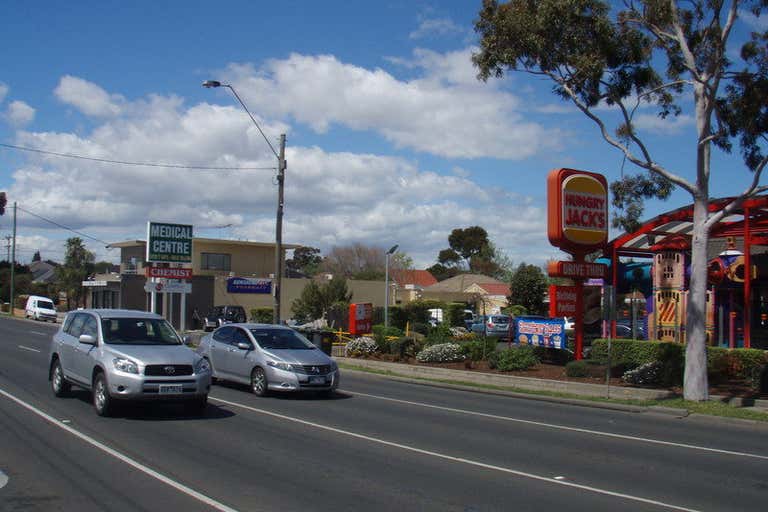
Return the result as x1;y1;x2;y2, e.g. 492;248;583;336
49;309;211;416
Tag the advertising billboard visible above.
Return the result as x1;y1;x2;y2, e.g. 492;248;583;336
515;317;566;350
547;168;608;254
226;277;272;294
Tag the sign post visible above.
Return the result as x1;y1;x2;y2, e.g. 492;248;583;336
547;169;608;359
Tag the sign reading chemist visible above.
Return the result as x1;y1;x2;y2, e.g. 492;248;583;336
146;222;193;263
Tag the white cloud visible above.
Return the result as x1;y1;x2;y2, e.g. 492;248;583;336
633;113;694;135
410;17;465;40
0;82;8;103
54;75;124;117
5;100;35;126
223;51;562;160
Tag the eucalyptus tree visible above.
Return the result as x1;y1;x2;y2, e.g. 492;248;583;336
474;0;768;400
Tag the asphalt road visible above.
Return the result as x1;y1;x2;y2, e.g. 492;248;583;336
1;315;767;511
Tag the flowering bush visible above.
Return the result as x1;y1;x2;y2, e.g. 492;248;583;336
345;336;379;357
622;361;663;386
416;343;466;363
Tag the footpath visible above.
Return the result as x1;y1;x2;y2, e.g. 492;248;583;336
336;357;768;418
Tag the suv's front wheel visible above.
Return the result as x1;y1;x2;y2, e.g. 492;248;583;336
93;373;114;417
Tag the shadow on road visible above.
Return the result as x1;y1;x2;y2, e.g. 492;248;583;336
212;380;352;401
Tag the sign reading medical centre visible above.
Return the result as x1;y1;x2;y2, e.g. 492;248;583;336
547;169;608;254
146;222;193;263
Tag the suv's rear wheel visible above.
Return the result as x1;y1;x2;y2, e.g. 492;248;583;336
251;367;268;396
51;360;70;397
93;373;114;417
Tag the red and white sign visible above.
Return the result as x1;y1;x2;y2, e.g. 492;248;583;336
146;267;193;279
348;303;373;335
547;168;608;254
547;260;606;279
549;285;579;317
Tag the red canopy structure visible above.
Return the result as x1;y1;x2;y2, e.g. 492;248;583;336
604;195;768;348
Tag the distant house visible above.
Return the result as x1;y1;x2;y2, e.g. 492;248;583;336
390;269;438;304
29;260;58;284
422;273;510;314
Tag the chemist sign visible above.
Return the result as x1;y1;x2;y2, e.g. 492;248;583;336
146;222;193;263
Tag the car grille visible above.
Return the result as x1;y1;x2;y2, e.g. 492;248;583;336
144;364;193;376
294;364;332;375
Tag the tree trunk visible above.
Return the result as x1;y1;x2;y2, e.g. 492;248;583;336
684;196;709;401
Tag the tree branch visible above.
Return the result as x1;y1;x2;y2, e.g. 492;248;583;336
706;154;768;228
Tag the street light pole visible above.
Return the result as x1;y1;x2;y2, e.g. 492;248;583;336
384;244;398;330
203;80;286;324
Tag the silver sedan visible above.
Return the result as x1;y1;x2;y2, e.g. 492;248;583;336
196;323;340;396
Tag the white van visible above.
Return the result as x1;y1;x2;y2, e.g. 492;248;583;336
25;295;57;322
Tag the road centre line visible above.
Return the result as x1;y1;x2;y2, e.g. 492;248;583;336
30;331;48;336
351;391;768;461
0;388;239;512
18;346;41;353
210;396;700;512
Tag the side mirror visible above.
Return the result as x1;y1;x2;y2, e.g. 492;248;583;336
182;335;193;346
78;334;96;345
236;342;252;351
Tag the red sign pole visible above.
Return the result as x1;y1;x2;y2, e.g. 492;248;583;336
574;257;584;360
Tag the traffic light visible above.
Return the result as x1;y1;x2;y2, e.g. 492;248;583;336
0;191;6;215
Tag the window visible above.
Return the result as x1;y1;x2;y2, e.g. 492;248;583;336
232;328;251;348
82;316;98;338
213;326;235;343
201;253;231;271
66;313;87;337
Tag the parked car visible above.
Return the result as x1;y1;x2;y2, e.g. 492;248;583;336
203;305;247;331
197;323;340;396
25;295;57;322
470;314;513;339
48;309;211;416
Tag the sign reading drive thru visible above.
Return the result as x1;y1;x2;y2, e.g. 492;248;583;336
146;222;193;263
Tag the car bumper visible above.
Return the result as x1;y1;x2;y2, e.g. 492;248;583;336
265;367;340;392
107;371;211;401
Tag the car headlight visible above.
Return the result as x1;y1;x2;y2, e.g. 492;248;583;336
194;357;210;373
113;357;139;374
266;360;294;372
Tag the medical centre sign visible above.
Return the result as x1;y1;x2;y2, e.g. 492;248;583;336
146;222;193;263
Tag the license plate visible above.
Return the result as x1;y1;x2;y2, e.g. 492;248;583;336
309;376;326;384
158;384;183;394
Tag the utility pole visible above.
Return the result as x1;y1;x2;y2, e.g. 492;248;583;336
4;235;10;262
9;202;17;316
274;134;286;325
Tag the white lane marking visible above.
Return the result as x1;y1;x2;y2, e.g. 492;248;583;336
351;391;768;461
211;396;700;512
18;345;41;353
0;469;8;489
30;331;48;336
0;388;239;512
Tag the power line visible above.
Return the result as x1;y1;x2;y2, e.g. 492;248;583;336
17;206;114;248
0;143;275;171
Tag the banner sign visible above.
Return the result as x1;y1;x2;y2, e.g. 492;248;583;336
226;277;272;294
146;222;193;263
144;280;192;294
515;317;566;350
146;266;193;279
348;303;373;335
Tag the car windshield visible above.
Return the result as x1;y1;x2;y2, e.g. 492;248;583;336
38;300;55;310
490;316;509;323
249;328;314;350
101;317;182;345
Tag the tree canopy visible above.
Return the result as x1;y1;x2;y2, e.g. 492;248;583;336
474;0;768;401
508;263;548;316
55;237;94;309
431;226;513;280
286;246;322;277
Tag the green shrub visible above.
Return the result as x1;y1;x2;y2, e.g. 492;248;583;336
250;307;273;324
534;346;575;365
565;360;590;377
445;303;469;327
371;324;403;353
461;337;498;361
488;346;539;371
410;322;429;335
416;343;465;363
424;323;454;346
590;339;683;386
388;336;421;361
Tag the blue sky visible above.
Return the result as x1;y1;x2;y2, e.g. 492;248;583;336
1;1;766;269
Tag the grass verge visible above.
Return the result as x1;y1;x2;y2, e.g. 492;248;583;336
339;363;768;422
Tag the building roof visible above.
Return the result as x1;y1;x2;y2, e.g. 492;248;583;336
29;260;57;284
475;283;511;296
392;269;437;288
424;273;506;293
108;237;301;250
